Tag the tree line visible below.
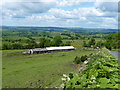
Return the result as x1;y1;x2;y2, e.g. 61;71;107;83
83;32;120;50
2;35;71;50
105;32;120;50
83;38;104;49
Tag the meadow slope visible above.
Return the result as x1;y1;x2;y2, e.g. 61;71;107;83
2;49;97;88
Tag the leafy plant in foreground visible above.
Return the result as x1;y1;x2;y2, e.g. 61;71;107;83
63;48;120;89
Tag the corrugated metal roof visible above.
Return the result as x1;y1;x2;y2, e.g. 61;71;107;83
32;48;47;51
46;46;75;51
29;46;75;52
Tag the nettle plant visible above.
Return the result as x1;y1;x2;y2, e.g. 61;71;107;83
63;49;120;89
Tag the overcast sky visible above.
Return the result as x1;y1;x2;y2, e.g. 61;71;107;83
0;0;119;29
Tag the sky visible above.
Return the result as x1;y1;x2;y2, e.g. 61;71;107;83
0;0;119;29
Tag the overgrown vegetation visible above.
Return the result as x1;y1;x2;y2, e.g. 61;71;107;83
73;55;88;64
105;32;120;50
83;38;104;48
62;48;120;89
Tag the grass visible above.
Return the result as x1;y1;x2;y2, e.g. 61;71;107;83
2;48;97;88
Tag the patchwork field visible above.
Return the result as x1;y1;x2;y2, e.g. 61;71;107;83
2;49;97;88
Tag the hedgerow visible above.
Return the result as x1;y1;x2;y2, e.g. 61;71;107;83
62;48;120;89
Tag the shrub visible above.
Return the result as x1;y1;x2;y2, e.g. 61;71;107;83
69;73;74;79
80;55;87;62
73;56;81;64
73;55;88;64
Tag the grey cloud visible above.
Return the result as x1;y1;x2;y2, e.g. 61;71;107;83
118;2;120;12
2;1;56;18
95;2;118;12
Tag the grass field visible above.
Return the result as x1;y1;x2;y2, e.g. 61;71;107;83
2;49;97;88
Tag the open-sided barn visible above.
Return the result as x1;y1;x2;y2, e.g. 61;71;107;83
25;46;75;54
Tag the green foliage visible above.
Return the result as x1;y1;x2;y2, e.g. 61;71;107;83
73;56;81;64
83;41;87;47
2;35;71;50
96;41;104;48
105;32;120;50
73;55;88;64
88;38;96;46
39;37;51;48
80;55;87;62
64;48;120;89
64;41;71;46
83;38;96;48
53;35;62;46
69;73;74;79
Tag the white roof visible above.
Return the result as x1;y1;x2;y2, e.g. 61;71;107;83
46;46;75;51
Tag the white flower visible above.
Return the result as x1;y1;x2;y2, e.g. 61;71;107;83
61;78;66;81
89;81;92;83
84;61;88;64
91;75;96;80
93;80;96;83
67;77;70;81
60;83;64;88
63;74;67;77
96;85;100;87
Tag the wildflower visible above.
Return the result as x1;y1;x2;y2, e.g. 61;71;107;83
84;61;88;64
67;77;70;81
91;75;96;80
63;74;67;77
61;78;66;81
60;83;64;88
93;80;96;83
96;85;100;87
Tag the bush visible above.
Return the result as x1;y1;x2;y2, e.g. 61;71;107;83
73;56;81;64
73;55;88;64
69;73;74;79
80;55;87;62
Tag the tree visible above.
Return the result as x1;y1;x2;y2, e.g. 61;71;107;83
83;41;87;47
96;41;104;48
44;39;51;47
2;43;13;50
2;43;9;50
88;38;96;47
39;37;51;48
105;32;120;50
105;42;112;50
64;41;71;46
50;41;56;46
53;35;62;46
39;37;46;48
12;43;23;49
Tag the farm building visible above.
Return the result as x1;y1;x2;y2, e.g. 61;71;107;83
24;46;75;54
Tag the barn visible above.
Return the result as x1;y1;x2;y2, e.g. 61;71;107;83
25;46;75;54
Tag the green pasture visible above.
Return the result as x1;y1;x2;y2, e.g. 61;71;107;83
2;49;97;88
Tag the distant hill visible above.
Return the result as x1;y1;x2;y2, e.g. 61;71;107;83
1;26;119;34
